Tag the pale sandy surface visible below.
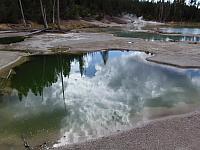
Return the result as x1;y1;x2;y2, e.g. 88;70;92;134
0;51;24;70
0;32;200;68
0;31;31;38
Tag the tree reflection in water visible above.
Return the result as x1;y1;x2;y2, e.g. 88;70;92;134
9;51;109;101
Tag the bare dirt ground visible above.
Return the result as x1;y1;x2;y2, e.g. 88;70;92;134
0;20;96;32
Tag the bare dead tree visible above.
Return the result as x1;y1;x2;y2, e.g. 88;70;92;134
52;0;56;24
18;0;26;27
57;0;61;29
39;0;48;28
44;7;47;25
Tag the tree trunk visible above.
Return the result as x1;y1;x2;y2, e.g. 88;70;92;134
165;2;171;21
39;0;48;28
57;0;61;29
52;0;56;24
159;0;164;22
18;0;26;27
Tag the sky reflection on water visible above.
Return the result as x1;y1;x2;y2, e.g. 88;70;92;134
115;31;200;42
160;27;200;35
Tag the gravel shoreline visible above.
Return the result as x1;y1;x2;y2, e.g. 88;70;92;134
58;111;200;150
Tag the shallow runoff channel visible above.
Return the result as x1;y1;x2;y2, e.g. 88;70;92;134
0;50;200;149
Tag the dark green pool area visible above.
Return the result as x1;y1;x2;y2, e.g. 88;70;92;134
0;36;26;44
0;50;200;149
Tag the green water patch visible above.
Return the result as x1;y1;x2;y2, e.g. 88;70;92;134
0;108;66;136
78;25;200;42
83;27;200;42
114;31;200;42
1;51;200;149
0;36;26;44
115;31;178;41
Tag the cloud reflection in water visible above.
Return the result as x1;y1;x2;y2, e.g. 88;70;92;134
51;51;200;146
1;51;200;148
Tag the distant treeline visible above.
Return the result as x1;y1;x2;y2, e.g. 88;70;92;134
0;0;200;24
